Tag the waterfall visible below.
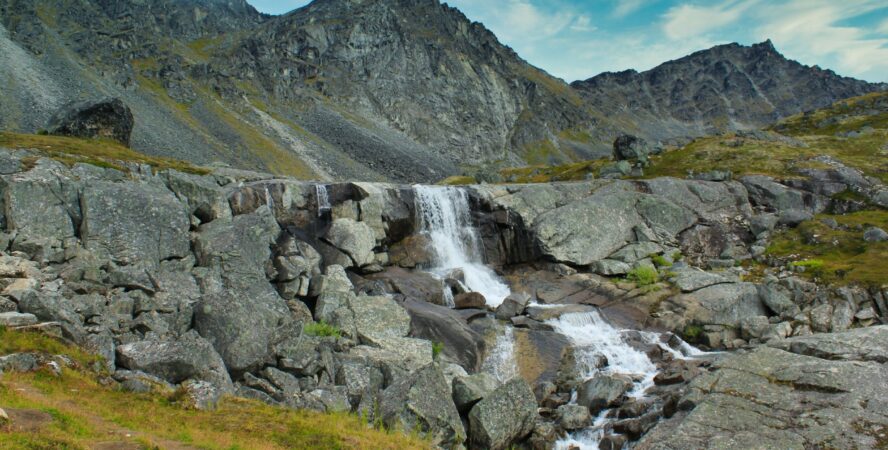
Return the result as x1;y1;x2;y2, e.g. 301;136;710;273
481;325;519;384
413;185;511;307
315;184;331;217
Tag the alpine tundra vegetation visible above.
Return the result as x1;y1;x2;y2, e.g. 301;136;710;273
0;0;886;449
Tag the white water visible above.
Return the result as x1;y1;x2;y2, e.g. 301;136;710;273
316;184;331;217
481;325;519;384
549;311;659;449
413;185;511;307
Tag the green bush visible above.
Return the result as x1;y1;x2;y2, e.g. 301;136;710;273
626;266;659;286
303;321;341;338
682;324;704;343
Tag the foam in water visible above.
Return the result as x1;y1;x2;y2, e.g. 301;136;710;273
481;325;519;384
316;184;331;217
413;185;511;307
548;311;660;449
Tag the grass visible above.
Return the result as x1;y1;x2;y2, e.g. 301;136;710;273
439;175;476;185
650;254;673;268
500;159;609;183
431;342;444;360
765;210;888;286
0;327;429;449
626;266;659;287
303;321;341;338
0;132;209;175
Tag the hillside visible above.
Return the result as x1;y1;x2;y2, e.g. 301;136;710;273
0;0;883;183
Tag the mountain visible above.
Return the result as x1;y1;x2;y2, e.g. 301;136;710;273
573;40;884;143
0;0;884;182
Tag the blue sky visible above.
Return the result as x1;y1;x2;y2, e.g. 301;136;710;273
247;0;888;83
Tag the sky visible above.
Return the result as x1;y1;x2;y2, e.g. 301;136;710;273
246;0;888;83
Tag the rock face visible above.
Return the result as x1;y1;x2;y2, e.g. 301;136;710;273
115;331;232;390
468;378;538;450
637;327;888;450
380;363;465;448
46;98;134;146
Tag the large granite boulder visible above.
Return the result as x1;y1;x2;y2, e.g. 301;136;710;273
47;98;134;146
576;374;633;414
350;294;411;345
636;327;888;450
613;134;651;161
401;300;486;372
81;181;190;265
468;378;538;450
380;363;466;448
324;218;376;267
659;282;768;330
115;330;232;391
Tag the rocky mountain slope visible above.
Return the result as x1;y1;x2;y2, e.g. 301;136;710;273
0;0;883;182
573;40;883;143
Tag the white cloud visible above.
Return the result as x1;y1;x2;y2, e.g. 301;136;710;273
448;0;577;44
877;17;888;34
613;0;645;18
662;0;758;40
570;15;596;32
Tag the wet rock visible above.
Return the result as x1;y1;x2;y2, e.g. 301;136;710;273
388;234;434;268
454;292;487;309
576;375;632;414
47;98;134;146
494;292;531;320
555;404;591;431
468;378;538;450
380;363;465;448
402;300;485;372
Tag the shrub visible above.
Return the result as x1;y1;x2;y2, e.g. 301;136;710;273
682;324;704;343
303;321;341;338
626;266;659;286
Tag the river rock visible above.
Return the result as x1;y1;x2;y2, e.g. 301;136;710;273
494;292;531;320
454;292;487;309
380;363;465;448
576;374;633;414
115;330;233;391
556;404;592;430
468;378;538;450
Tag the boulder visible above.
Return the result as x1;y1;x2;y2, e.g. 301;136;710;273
576;375;633;414
380;364;465;448
350;294;411;345
600;161;632;178
672;269;732;293
613;134;651;161
452;372;499;413
863;227;888;242
467;378;538;450
662;282;767;329
47;98;134;146
401;300;486;372
494;292;531;320
454;292;487;309
324;218;376;267
81;181;190;265
115;331;232;391
163;170;231;222
556;404;591;431
0;312;38;327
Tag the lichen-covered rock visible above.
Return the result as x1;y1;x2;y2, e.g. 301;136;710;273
468;378;538;450
350;294;411;345
452;372;499;413
81;181;190;265
116;330;233;391
576;375;632;414
0;312;38;327
380;363;465;448
324;218;376;267
556;404;591;431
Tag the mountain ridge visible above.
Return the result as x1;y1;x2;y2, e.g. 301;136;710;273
0;0;883;182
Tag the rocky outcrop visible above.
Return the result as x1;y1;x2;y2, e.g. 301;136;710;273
467;378;538;450
637;327;888;450
46;98;134;146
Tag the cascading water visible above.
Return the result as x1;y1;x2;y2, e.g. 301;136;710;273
481;325;519;384
315;184;331;217
413;185;511;307
548;311;704;449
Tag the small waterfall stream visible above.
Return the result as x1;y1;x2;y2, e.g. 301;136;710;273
315;184;331;217
413;185;511;307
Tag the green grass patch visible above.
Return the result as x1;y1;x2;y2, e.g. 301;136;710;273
0;327;428;449
0;326;102;369
303;321;341;338
650;254;672;268
439;175;476;186
681;324;704;344
0;132;208;175
766;210;888;286
431;342;444;360
626;266;659;286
